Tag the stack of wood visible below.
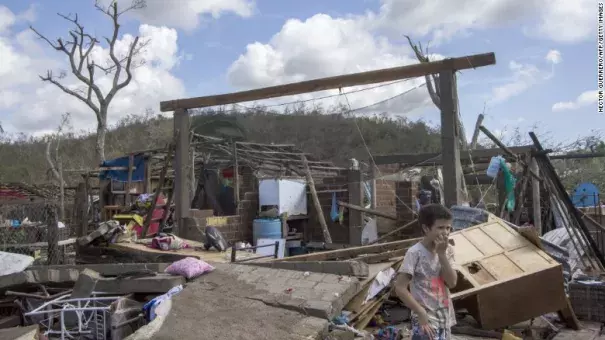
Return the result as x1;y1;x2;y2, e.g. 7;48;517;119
343;259;403;330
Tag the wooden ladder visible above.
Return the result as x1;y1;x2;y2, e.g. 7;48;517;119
141;142;175;237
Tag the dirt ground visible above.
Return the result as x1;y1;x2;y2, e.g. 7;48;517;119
150;270;324;340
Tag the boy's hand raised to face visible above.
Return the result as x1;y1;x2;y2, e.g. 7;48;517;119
434;235;448;255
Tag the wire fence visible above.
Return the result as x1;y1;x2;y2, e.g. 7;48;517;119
0;200;77;265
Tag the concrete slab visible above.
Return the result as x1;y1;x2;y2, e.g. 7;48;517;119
0;263;173;291
241;260;369;277
0;252;34;276
218;263;361;319
27;263;171;276
71;268;100;298
150;268;330;340
95;274;185;294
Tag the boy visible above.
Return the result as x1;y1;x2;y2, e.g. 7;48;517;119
395;204;457;340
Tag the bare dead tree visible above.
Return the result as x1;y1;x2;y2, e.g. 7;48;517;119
405;35;470;201
31;0;148;163
46;113;71;220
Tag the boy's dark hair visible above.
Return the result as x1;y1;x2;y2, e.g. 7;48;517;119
418;204;452;229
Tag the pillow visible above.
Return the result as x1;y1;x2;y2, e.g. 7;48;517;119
164;257;214;279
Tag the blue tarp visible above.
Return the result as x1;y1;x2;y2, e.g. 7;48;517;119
99;154;146;182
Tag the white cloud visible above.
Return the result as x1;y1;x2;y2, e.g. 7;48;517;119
373;0;594;44
0;5;186;135
552;90;598;111
491;61;542;103
490;50;560;103
226;1;588;118
97;0;255;31
545;49;562;64
227;14;432;115
534;0;594;43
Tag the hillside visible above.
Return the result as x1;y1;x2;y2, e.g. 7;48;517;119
0;108;442;185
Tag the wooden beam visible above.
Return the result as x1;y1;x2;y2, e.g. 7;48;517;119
470;113;485;150
274;237;421;262
531;157;542;233
337;201;397;220
373;146;533;166
303;155;332;243
348;170;364;245
464;174;495;185
370;160;377;209
233;141;240;206
173;109;191;235
160;53;496;111
440;69;463;207
368;219;418;245
125;154;134;205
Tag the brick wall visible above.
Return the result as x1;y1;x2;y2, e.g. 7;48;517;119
395;181;422;238
373;164;420;238
308;170;350;243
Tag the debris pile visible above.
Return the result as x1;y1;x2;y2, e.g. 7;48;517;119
0;255;216;339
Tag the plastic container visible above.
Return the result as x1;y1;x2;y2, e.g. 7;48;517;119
252;218;282;246
486;156;503;178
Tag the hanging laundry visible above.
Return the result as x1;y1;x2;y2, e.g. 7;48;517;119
330;192;339;222
499;158;516;212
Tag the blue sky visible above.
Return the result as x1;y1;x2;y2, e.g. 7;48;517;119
0;0;600;147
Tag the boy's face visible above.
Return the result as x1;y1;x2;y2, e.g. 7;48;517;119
423;218;452;242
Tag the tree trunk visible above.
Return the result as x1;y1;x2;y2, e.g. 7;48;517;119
96;121;107;163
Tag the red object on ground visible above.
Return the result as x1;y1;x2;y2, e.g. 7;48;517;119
133;194;166;237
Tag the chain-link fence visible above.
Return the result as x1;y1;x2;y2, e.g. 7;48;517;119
0;200;76;265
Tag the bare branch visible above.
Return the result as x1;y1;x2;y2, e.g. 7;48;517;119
405;35;441;109
32;0;147;162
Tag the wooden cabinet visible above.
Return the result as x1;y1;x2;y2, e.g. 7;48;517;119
450;219;567;329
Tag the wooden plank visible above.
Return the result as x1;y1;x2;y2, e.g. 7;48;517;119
273;237;421;262
373;146;533;165
479;254;524;280
463;228;503;257
125;154;134;205
338;201;397;220
482;222;531;250
505;246;553;272
451;233;484;264
303;155;332;243
368;219;418;245
160;53;496;111
233;142;240;205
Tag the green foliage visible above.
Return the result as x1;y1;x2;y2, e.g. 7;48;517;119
0;106;441;185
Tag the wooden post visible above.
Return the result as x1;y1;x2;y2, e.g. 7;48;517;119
125;154;134;205
470;114;485;149
173;109;191;236
144;155;151;193
84;173;91;225
439;69;463;208
233;141;240;206
531;156;542;233
302;155;332;243
46;204;59;265
348;169;363;245
75;182;87;238
99;179;107;221
370;160;377;209
191;147;196;202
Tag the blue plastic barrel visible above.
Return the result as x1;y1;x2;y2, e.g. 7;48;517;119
253;218;282;246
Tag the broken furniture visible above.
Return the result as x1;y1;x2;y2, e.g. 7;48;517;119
450;218;572;329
